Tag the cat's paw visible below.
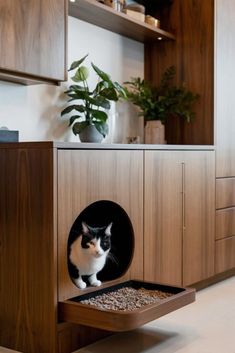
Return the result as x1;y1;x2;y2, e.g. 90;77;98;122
75;278;87;289
90;280;102;287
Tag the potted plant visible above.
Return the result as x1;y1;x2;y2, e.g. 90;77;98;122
125;66;199;144
61;54;127;142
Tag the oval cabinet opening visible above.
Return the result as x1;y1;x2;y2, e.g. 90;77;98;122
67;200;135;288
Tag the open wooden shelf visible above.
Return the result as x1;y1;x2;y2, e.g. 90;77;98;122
69;0;175;43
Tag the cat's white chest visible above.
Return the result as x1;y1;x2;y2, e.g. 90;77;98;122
69;237;107;276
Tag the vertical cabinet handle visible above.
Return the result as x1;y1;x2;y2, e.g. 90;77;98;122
182;162;186;231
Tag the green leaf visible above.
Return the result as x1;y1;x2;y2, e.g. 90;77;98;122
65;84;86;93
67;90;91;101
100;87;118;101
69;115;81;126
91;62;111;82
68;54;88;71
91;110;108;122
72;66;89;82
88;96;110;109
94;81;109;94
94;122;109;137
72;121;89;135
61;104;86;116
113;81;127;99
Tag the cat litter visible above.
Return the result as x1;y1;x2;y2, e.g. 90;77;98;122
80;287;173;311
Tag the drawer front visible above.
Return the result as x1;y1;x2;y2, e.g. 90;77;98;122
216;207;235;240
215;236;235;273
216;178;235;209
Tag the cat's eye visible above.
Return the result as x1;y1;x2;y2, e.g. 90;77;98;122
89;241;95;246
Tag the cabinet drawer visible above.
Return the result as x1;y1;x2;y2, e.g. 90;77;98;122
59;280;195;332
216;207;235;240
216;178;235;209
215;236;235;273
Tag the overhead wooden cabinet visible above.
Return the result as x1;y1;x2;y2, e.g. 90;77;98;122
144;150;215;287
0;0;67;84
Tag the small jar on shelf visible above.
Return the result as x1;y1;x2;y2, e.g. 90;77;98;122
103;0;125;12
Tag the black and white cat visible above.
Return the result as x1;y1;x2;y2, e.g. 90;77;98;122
69;221;112;289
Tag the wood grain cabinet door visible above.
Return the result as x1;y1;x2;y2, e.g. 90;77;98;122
57;149;144;301
183;151;215;285
144;151;184;286
144;150;215;287
215;0;235;177
0;0;67;82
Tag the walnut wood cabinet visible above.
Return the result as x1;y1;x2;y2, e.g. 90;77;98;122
0;142;215;352
144;0;214;146
214;0;235;275
0;142;143;353
144;150;215;286
0;0;67;84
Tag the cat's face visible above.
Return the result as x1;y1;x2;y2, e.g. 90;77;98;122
81;222;112;258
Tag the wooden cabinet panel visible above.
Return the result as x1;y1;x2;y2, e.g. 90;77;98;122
216;208;235;240
0;142;217;351
144;151;184;286
215;236;235;273
57;149;144;301
216;178;235;209
144;150;215;287
0;0;67;83
215;0;235;177
0;146;57;353
145;0;214;145
183;151;215;285
58;323;109;353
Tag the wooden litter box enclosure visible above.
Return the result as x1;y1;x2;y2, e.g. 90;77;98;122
59;280;195;332
0;142;195;353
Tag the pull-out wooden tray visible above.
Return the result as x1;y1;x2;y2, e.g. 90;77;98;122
59;280;195;332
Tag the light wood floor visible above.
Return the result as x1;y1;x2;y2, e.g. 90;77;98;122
75;276;235;353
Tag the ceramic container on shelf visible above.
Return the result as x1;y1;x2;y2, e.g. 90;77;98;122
104;0;125;12
104;101;144;144
144;120;166;144
79;125;103;143
145;15;161;28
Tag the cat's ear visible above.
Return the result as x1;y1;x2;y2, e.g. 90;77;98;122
105;222;112;236
82;222;89;234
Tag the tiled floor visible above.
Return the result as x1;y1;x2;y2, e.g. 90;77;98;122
75;276;235;353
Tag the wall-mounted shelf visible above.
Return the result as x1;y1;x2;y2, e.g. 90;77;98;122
69;0;175;43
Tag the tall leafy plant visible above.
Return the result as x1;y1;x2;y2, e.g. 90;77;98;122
61;54;126;137
125;66;199;124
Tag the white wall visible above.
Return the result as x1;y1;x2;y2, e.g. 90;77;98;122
0;17;144;142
